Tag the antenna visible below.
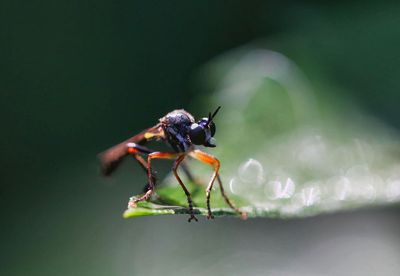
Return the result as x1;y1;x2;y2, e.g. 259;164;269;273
211;106;221;120
206;106;221;126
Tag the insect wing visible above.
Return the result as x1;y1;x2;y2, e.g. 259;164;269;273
99;124;161;176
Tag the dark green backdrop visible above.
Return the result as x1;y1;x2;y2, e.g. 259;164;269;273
2;1;400;275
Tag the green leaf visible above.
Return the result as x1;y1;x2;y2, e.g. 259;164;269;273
124;46;400;220
124;182;248;219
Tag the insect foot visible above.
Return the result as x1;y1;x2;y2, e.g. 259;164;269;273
188;215;198;222
207;213;215;220
127;198;138;208
240;212;248;220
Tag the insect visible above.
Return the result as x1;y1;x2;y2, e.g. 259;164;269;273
99;107;246;221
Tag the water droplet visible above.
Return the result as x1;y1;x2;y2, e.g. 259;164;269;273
330;176;351;201
385;178;400;201
269;178;296;199
229;177;241;195
361;184;376;201
301;186;321;206
238;158;265;186
296;134;327;168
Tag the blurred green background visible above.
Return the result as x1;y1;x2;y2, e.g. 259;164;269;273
1;1;400;275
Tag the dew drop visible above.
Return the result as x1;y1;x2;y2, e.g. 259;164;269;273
301;186;321;207
238;158;265;186
229;177;241;195
385;179;400;201
331;176;351;201
270;178;296;199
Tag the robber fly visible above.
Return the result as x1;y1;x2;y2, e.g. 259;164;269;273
99;107;246;222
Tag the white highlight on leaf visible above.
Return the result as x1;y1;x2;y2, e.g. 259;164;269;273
270;178;296;199
238;158;265;186
229;177;240;195
330;176;352;201
385;179;400;201
301;186;321;207
179;47;400;217
296;134;327;169
344;165;379;201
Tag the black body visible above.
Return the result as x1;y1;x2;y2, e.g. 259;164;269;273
159;109;195;152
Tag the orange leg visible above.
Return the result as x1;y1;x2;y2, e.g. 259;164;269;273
127;144;152;173
128;148;148;171
189;150;246;219
129;152;179;207
173;155;198;222
216;174;247;219
129;151;197;222
132;153;157;192
126;145;156;207
189;150;220;219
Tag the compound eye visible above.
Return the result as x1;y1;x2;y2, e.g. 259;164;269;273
189;123;206;145
209;121;216;136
